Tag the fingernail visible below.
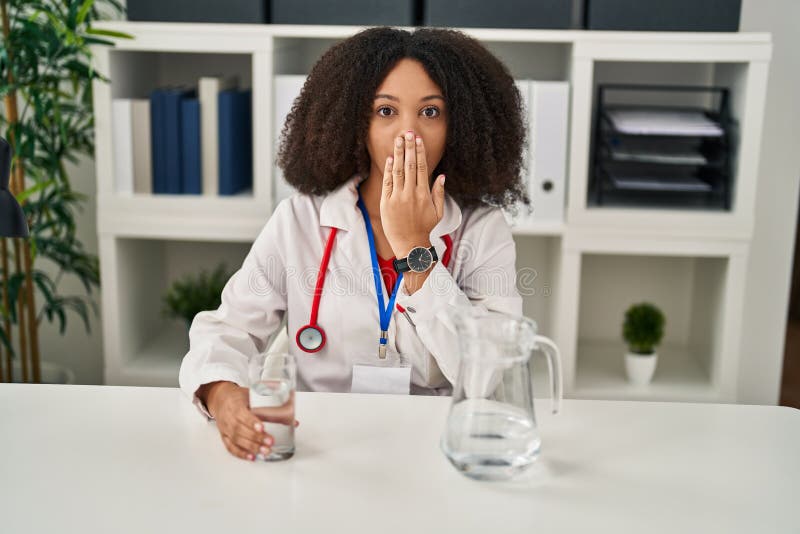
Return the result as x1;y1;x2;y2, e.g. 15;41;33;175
254;422;262;432
387;156;393;164
405;131;413;141
441;175;446;185
415;136;422;145
247;453;254;461
395;137;403;147
264;436;274;446
260;446;271;455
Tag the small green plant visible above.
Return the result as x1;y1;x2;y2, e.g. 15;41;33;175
622;302;665;355
162;263;232;328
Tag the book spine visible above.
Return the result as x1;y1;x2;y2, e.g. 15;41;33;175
112;99;134;195
131;99;152;194
150;89;166;194
163;89;183;194
181;98;202;195
199;76;237;197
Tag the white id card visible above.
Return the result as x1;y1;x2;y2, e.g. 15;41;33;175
351;351;412;395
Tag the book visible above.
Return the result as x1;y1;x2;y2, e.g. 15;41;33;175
111;99;134;195
131;99;152;194
163;87;196;194
181;98;202;195
149;88;167;194
199;76;238;197
218;88;253;196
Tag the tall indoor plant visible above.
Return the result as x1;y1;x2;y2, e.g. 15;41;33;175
0;0;130;382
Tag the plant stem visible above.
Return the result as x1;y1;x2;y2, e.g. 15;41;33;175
2;0;40;383
21;241;39;382
1;238;11;382
12;239;28;383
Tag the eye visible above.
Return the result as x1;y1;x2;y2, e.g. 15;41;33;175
422;106;441;118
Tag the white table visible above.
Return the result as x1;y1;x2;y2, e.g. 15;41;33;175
1;384;798;533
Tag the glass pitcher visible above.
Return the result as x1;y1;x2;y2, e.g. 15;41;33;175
440;307;562;481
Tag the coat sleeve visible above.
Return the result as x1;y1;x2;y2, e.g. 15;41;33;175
393;207;523;389
178;201;290;420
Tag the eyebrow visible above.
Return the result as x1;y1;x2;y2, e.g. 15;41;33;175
374;94;445;103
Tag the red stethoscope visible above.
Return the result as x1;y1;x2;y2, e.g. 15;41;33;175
295;227;453;353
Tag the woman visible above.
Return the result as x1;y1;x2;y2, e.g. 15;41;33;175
179;26;530;461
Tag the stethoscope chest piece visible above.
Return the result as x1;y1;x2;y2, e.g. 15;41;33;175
296;324;326;353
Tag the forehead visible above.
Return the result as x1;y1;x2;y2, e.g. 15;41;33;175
375;58;443;98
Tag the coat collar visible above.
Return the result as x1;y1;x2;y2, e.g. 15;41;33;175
319;173;463;240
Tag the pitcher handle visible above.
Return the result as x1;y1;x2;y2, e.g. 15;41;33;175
533;335;563;415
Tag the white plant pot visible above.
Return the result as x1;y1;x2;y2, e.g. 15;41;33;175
624;352;658;385
10;360;76;384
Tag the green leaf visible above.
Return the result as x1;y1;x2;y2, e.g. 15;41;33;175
15;178;56;204
76;0;95;26
85;27;133;40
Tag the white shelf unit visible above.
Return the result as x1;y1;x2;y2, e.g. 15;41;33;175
92;22;770;402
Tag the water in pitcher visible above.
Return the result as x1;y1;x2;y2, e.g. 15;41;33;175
249;379;295;461
441;398;541;480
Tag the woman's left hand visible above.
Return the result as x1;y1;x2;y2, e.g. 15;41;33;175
380;130;446;258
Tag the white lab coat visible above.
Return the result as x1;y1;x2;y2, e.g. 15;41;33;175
178;173;523;419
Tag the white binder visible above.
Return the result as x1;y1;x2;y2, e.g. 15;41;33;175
273;75;308;208
527;81;569;223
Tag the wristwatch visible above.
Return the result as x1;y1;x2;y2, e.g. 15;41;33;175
393;245;438;273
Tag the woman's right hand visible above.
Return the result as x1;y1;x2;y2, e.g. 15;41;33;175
200;381;298;461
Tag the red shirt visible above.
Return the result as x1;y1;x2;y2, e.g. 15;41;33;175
377;255;399;293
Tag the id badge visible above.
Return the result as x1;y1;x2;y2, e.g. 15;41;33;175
351;351;412;395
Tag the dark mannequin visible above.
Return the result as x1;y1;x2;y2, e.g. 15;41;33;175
0;137;29;238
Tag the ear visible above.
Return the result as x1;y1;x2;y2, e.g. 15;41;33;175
432;174;445;221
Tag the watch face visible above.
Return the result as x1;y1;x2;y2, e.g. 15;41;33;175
407;247;433;272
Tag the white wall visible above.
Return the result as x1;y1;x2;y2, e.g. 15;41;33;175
24;2;800;402
736;0;800;403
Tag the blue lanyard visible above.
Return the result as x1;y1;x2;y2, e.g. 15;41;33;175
356;184;404;348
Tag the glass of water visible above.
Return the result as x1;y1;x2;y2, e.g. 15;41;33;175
248;351;296;461
440;308;562;481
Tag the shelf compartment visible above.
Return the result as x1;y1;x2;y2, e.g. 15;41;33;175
103;237;252;387
573;252;732;402
567;58;767;239
590;84;734;211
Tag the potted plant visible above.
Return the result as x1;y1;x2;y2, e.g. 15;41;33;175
162;263;233;333
622;302;665;385
0;0;130;383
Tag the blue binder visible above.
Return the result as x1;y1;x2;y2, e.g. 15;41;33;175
218;89;253;196
181;98;202;195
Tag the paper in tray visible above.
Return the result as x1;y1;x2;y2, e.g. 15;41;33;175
606;109;724;137
609;173;713;192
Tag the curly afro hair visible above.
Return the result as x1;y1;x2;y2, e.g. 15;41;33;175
276;26;530;213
